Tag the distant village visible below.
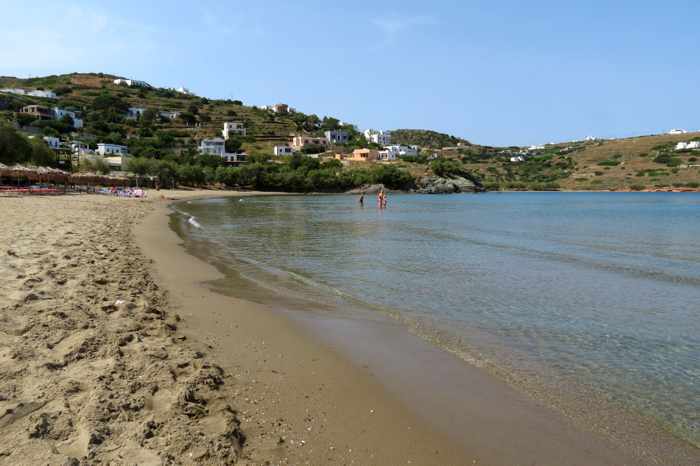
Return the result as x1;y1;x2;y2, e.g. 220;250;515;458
1;77;432;173
2;75;700;178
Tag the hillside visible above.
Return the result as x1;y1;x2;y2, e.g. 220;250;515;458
1;72;699;192
452;133;700;191
0;72;338;158
391;129;471;149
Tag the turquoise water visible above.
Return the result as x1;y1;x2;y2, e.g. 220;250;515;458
175;192;700;447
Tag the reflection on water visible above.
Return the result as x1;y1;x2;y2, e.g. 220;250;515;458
175;192;700;447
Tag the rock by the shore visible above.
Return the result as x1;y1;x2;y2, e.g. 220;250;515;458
414;175;481;194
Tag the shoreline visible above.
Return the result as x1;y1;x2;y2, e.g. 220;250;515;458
135;191;469;465
136;190;686;465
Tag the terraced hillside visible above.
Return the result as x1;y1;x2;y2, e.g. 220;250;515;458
0;72;335;157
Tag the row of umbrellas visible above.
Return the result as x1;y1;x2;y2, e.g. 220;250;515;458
0;163;131;186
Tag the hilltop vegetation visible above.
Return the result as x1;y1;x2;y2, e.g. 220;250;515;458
391;129;470;149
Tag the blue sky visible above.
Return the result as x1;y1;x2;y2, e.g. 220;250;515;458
1;0;698;146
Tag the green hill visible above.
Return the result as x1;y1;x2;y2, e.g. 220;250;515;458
391;129;471;149
0;72;344;158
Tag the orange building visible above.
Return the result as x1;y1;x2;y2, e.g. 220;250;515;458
348;148;379;162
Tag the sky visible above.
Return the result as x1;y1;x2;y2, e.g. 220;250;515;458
1;0;699;146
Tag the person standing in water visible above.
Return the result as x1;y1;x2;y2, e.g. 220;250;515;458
377;189;387;209
359;193;364;206
382;190;388;209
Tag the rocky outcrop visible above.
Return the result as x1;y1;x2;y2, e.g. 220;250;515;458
414;175;482;194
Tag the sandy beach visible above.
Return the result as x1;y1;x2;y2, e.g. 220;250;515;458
1;190;696;465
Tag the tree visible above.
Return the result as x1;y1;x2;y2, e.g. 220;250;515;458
141;108;158;125
0;124;33;165
126;157;153;177
321;116;340;131
303;114;321;132
178;112;196;126
31;139;57;167
59;114;75;129
187;103;199;115
225;136;243;153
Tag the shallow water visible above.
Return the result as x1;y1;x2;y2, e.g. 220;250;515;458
175;192;700;447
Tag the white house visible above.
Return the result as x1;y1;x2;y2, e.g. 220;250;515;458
363;129;392;145
43;136;61;150
378;150;394;161
0;88;56;99
222;121;246;139
291;135;329;150
668;129;688;135
273;145;294;156
267;103;291;114
27;90;57;99
53;107;83;129
510;155;526;163
0;88;26;96
221;153;245;164
174;86;194;95
96;143;128;156
528;144;545;151
324;130;350;144
127;107;146;120
384;144;418;158
70;141;91;155
199;138;226;157
675;141;700;151
113;78;152;88
159;110;181;121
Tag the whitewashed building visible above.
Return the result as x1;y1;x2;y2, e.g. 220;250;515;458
363;129;392;145
668;129;688;135
43;136;61;150
273;145;294;156
291;135;329;150
384;144;418;158
175;86;193;95
199;138;226;157
510;155;526;163
53;107;83;129
675;141;700;151
113;78;152;88
157;110;180;121
70;141;91;155
222;121;247;139
221;153;245;164
0;88;56;99
324;130;350;144
127;107;146;120
96;143;128;156
378;150;394;161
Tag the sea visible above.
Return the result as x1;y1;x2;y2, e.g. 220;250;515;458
172;192;700;449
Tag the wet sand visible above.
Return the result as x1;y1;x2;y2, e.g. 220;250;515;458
136;193;660;466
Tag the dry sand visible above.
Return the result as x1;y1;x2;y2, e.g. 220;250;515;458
0;194;246;465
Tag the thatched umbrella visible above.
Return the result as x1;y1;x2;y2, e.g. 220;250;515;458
7;164;36;185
